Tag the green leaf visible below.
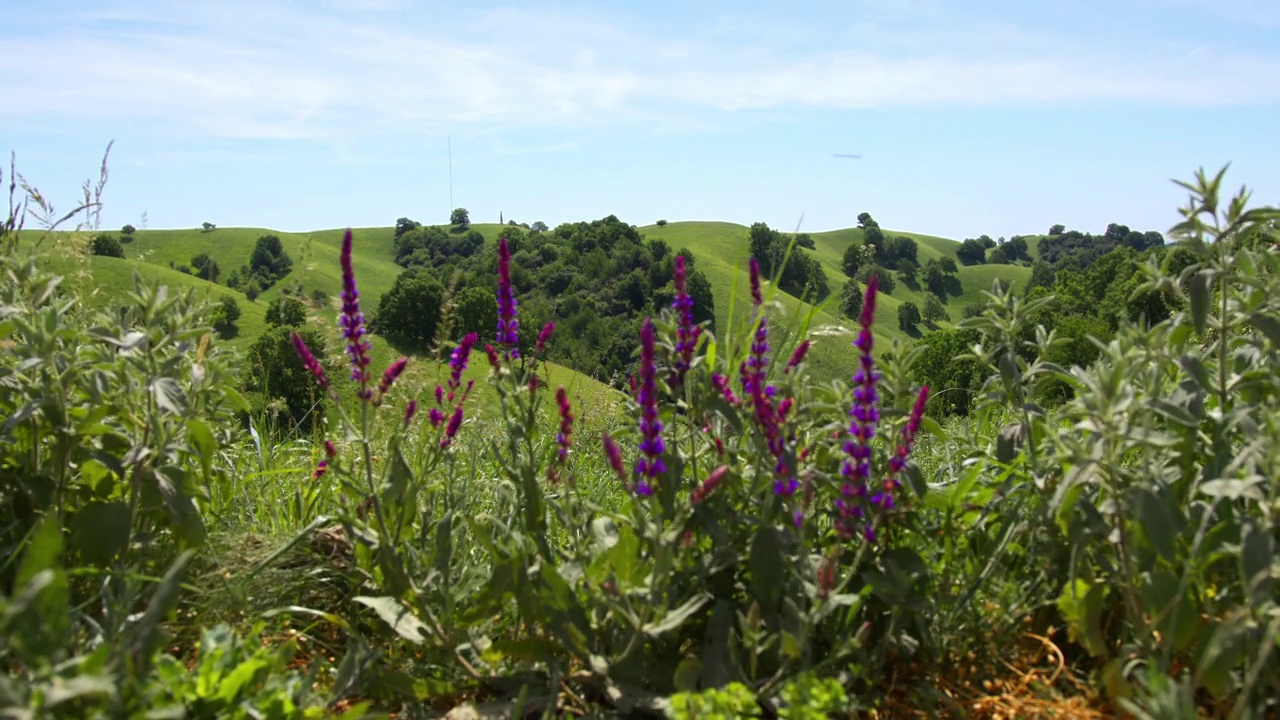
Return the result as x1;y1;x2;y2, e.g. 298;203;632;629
748;526;786;614
1194;616;1246;699
591;516;619;551
1187;270;1212;334
700;600;736;689
126;550;195;671
644;593;712;638
1249;312;1280;347
1132;487;1178;565
920;416;947;440
1056;579;1109;658
69;501;131;568
16;515;63;590
353;596;431;644
1199;477;1264;502
433;512;454;583
1240;521;1274;605
150;376;187;415
187;418;216;481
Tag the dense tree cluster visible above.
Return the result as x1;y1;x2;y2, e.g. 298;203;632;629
1037;222;1163;269
375;215;714;386
90;233;125;258
748;222;831;302
226;235;293;298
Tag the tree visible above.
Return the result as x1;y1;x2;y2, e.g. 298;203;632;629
1007;236;1031;262
922;258;956;297
248;326;328;430
121;224;136;236
656;219;668;227
749;222;780;276
884;236;918;269
265;296;307;327
988;243;1014;264
250;235;293;285
897;262;917;286
450;207;471;228
794;233;815;249
956;238;987;265
243;281;261;302
858;264;895;294
897;301;922;331
451;286;497;342
938;257;959;274
1049;224;1065;235
531;221;549;233
201;222;216;232
686;269;716;328
370;269;446;350
191;253;221;283
839;279;863;320
1028;260;1055;292
90;233;124;258
979;235;996;249
923;294;948;325
856;212;878;229
395;217;421;238
211;295;241;338
842;242;868;278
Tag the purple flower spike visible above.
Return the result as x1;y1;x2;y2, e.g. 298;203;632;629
404;399;417;426
838;274;882;539
785;340;810;374
536;322;555;355
291;332;329;390
749;257;763;307
555;386;573;463
602;432;627;485
670;255;701;388
339;229;373;399
440;404;464;449
635;318;665;492
496;236;519;358
379;356;408;396
448;333;478;399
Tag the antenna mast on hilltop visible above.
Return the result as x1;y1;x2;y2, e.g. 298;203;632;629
448;136;454;214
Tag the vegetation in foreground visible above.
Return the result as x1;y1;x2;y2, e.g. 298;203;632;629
2;151;1278;719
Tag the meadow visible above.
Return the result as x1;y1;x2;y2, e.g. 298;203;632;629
2;156;1278;719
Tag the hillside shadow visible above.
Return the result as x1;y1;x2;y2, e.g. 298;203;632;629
450;225;470;235
944;276;964;299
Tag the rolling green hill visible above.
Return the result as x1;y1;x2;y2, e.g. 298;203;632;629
20;218;1035;392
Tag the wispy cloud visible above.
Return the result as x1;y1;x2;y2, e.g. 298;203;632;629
1;0;1276;144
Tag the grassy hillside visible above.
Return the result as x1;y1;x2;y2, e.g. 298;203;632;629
20;218;1035;392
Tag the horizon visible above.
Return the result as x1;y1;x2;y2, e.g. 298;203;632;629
3;0;1278;241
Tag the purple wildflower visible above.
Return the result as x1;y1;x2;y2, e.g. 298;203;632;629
291;332;329;390
712;373;740;406
313;460;327;480
379;356;408;396
536;322;554;355
496;236;519;358
339;229;373;399
634;319;665;493
874;385;931;509
440;404;464;449
837;275;882;539
602;433;627;485
404;399;417;426
448;333;478;399
324;440;336;458
484;343;501;371
690;465;729;505
428;407;444;427
749;257;763;307
671;255;701;387
555;387;573;462
785;340;811;374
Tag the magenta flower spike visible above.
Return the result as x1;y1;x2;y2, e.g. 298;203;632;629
634;318;664;495
749;257;763;307
496;236;519;359
291;332;329;391
339;229;373;400
671;255;701;387
837;274;882;538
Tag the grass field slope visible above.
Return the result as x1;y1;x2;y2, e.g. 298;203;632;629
21;217;1036;387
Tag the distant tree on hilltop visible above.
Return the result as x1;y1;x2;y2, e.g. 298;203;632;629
450;207;471;228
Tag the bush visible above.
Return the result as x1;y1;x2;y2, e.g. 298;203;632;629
90;233;125;258
656;219;668;227
211;295;241;337
264;295;307;328
897;300;921;330
121;223;136;235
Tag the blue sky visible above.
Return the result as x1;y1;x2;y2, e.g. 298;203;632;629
3;0;1278;240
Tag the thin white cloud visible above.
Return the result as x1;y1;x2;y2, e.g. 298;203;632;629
0;0;1276;143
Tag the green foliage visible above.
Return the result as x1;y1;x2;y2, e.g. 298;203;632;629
923;294;948;325
748;222;830;301
264;295;307;328
248;234;293;285
212;295;242;337
450;207;470;227
90;232;125;258
838;279;863;319
451;285;498;342
191;252;221;283
121;223;136;235
669;682;760;719
369;268;445;351
247;325;328;429
897;300;922;330
657;219;668;227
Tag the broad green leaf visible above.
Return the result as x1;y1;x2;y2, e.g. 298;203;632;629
1199;477;1264;502
1056;578;1108;658
1194;616;1246;699
1240;521;1274;605
353;596;430;644
644;593;712;637
1132;487;1178;564
16;515;63;590
748;526;786;613
186;418;216;481
1187;270;1212;334
150;376;187;415
1249;312;1280;347
920;416;947;439
69;501;131;568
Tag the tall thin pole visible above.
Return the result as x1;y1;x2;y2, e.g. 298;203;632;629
448;136;453;214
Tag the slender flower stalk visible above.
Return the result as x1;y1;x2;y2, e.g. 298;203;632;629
440;404;464;449
291;332;329;391
671;255;701;388
750;257;763;307
837;275;882;540
324;440;336;458
785;340;811;374
339;229;373;399
447;333;478;400
496;236;519;358
404;399;417;426
712;373;740;405
548;387;574;484
875;385;931;509
429;407;444;427
378;356;408;397
690;465;730;505
536;322;554;355
602;432;627;485
634;319;664;496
